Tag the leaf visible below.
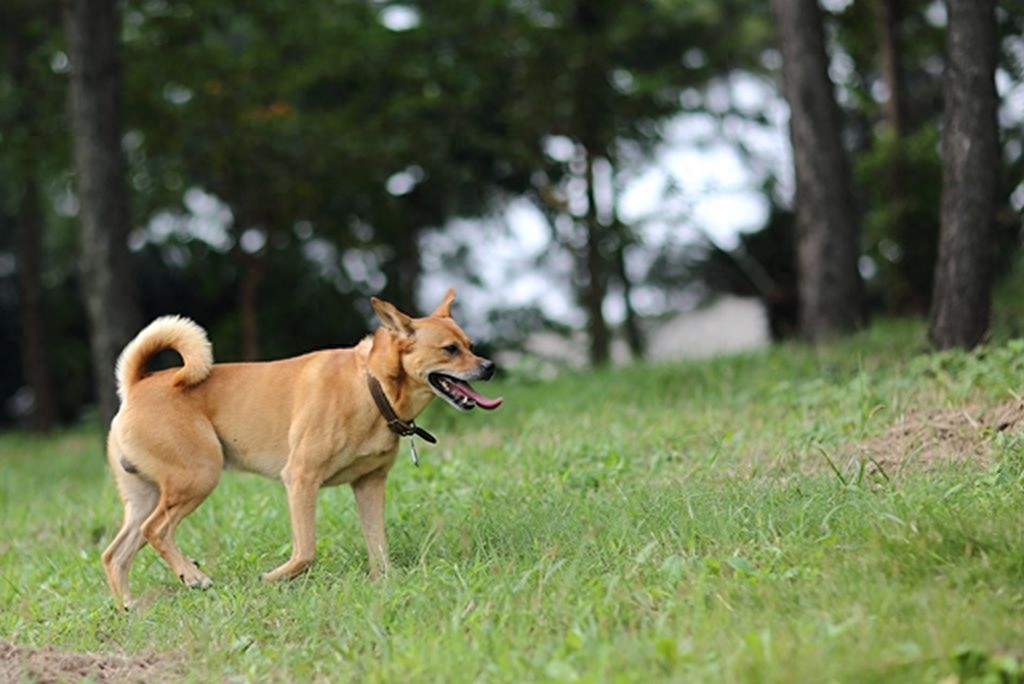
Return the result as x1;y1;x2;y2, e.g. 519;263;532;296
726;556;756;576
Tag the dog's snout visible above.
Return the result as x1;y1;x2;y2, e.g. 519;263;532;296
479;359;496;380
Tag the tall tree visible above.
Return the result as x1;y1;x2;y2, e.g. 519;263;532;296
928;0;999;349
770;0;865;341
573;0;612;365
517;0;771;364
876;0;909;139
4;0;59;431
15;181;57;432
872;0;933;314
835;0;945;314
64;0;142;427
122;0;527;357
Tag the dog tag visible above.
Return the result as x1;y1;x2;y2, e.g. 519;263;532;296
409;437;420;467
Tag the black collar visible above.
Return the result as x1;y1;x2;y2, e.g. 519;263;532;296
366;372;437;444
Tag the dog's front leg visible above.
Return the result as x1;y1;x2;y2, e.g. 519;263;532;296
352;467;391;580
261;466;319;582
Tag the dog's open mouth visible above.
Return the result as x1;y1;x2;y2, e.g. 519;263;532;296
428;373;503;411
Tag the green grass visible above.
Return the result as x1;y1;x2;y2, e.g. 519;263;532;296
2;318;1024;682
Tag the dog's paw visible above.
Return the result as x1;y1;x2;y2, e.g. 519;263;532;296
179;571;214;590
259;568;291;583
260;557;313;583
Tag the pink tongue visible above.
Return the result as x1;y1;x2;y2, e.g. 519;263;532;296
451;378;503;410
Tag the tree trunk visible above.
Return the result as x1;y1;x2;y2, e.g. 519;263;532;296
15;179;58;432
583;148;610;366
770;0;865;342
572;0;612;366
877;0;929;314
928;0;999;349
877;0;908;138
384;227;421;315
609;173;644;360
64;0;143;429
614;236;644;360
9;2;58;431
239;250;267;361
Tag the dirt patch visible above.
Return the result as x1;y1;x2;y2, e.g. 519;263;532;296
0;640;178;683
849;398;1024;473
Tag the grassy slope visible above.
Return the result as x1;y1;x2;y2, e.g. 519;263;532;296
1;319;1023;683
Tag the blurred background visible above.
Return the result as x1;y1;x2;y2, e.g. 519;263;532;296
2;0;1023;430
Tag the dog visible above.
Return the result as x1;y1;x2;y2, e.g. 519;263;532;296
101;288;501;609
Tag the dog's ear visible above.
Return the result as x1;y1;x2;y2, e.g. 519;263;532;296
371;297;416;337
431;288;456;318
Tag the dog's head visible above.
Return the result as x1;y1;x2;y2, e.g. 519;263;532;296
370;288;502;412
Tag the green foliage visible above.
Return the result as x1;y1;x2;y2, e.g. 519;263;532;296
832;0;946;128
0;1;94;422
855;125;943;313
3;320;1024;681
992;256;1024;342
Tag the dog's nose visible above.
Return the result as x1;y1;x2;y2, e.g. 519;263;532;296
479;359;496;380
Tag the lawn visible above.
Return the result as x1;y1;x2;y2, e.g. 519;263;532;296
1;319;1023;682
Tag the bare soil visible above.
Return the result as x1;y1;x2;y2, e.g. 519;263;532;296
849;398;1024;473
0;640;178;684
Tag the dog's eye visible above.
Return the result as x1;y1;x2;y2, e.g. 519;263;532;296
443;344;460;355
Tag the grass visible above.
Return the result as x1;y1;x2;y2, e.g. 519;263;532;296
2;318;1024;682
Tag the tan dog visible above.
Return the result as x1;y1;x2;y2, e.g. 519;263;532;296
101;289;501;608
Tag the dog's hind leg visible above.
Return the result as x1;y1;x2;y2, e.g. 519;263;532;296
141;484;219;590
139;434;222;591
102;457;159;610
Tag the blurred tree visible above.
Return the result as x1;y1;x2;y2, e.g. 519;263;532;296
877;0;909;138
521;0;772;364
831;0;1021;316
14;183;55;431
769;0;865;342
121;0;363;359
872;0;917;312
121;0;540;356
929;0;999;349
114;0;785;370
2;0;61;431
64;0;143;427
836;0;944;314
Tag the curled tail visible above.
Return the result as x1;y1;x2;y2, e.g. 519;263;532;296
115;316;214;400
